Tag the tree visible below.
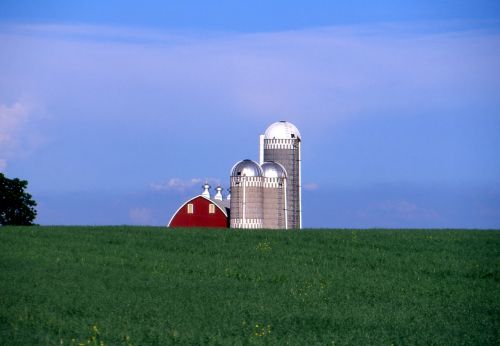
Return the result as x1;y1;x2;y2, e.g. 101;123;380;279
0;173;37;225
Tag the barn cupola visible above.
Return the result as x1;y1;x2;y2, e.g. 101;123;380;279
214;186;223;200
202;183;211;198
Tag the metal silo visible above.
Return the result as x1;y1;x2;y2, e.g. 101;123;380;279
230;159;263;229
262;121;302;229
261;161;287;229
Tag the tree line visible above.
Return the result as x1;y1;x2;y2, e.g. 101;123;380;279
0;173;37;226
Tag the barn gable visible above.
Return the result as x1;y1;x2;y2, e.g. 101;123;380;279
168;195;229;228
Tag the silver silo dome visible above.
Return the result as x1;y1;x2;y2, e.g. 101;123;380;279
231;159;263;177
264;120;301;140
261;161;287;178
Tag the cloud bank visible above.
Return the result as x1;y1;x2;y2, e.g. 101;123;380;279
2;21;499;127
151;178;222;193
0;102;30;171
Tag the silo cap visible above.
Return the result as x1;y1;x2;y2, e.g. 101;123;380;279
261;161;287;178
231;159;263;177
264;121;301;140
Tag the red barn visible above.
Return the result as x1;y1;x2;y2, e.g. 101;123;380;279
168;193;229;228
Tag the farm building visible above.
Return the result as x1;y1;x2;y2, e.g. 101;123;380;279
168;183;230;228
168;120;301;229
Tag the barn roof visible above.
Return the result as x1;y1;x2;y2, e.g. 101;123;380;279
167;194;230;227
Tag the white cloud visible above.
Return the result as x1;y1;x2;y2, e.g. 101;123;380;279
151;177;222;193
151;178;201;191
0;102;28;144
0;100;48;170
0;102;30;169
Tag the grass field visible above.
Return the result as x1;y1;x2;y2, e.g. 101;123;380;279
0;227;499;345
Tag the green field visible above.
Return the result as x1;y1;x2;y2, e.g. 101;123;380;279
0;227;499;345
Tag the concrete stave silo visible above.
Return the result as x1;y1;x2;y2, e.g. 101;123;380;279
262;121;301;229
261;161;287;229
230;159;264;229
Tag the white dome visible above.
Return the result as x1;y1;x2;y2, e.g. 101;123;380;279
264;121;301;140
231;159;263;177
261;161;287;178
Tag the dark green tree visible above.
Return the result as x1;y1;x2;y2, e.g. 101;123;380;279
0;173;37;225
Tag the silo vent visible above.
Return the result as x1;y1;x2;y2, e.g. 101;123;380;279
202;183;211;198
214;186;223;201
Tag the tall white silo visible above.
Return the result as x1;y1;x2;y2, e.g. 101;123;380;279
262;121;302;229
261;161;287;229
230;159;263;229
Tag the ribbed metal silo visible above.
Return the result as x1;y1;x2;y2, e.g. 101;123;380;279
230;159;263;229
261;162;287;229
262;121;302;229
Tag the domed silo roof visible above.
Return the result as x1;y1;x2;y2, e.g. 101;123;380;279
264;120;301;140
261;161;287;178
231;159;263;177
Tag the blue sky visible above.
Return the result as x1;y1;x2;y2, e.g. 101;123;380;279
1;1;499;228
